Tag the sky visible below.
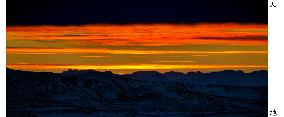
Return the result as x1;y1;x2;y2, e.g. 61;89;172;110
7;0;267;73
8;0;267;25
7;24;267;73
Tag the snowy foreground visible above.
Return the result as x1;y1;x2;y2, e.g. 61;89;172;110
7;69;267;117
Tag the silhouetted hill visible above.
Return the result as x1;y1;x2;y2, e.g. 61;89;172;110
7;68;267;117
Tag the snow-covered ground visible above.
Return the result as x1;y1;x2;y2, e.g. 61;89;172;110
7;69;268;116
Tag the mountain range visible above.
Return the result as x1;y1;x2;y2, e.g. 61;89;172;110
7;68;268;117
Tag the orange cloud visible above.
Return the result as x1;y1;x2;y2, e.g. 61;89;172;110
153;60;196;63
7;23;267;46
79;55;109;58
7;48;267;55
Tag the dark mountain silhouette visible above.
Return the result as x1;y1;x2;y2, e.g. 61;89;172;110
7;68;267;116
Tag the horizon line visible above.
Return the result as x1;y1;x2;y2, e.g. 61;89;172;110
6;67;268;75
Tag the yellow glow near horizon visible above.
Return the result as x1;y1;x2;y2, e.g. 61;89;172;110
7;64;267;72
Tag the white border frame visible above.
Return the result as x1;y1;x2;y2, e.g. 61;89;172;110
269;0;283;116
1;0;282;116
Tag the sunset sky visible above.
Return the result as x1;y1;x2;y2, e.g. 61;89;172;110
7;24;267;73
7;0;267;74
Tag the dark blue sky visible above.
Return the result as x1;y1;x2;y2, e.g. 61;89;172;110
7;0;267;25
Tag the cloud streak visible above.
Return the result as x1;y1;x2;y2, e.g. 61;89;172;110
7;48;268;55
